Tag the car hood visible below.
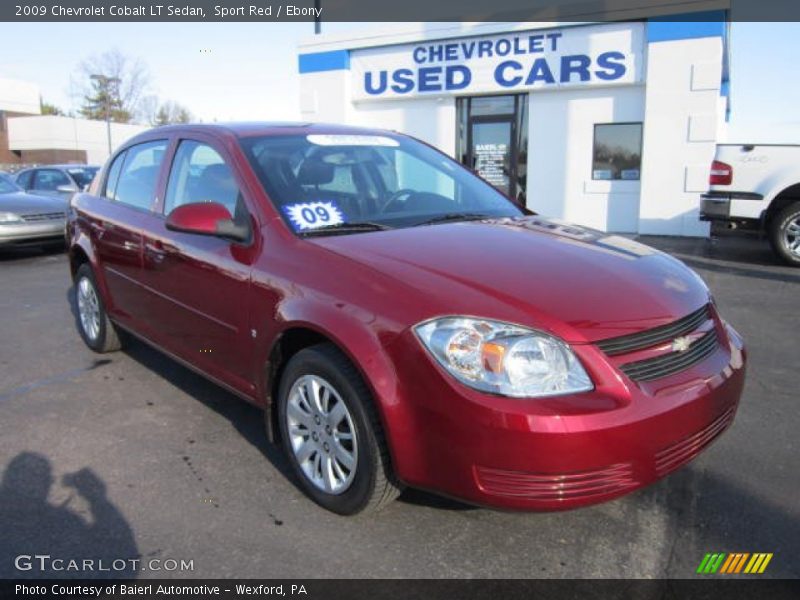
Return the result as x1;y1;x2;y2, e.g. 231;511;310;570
0;192;67;214
312;217;711;343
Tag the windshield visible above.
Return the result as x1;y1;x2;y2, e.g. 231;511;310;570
240;133;524;235
0;174;21;194
66;167;99;188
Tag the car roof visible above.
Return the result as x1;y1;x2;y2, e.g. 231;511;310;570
47;164;100;169
124;121;400;146
16;164;99;171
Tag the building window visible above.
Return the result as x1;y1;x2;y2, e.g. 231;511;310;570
592;123;642;181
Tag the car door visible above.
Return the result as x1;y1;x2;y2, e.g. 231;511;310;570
138;135;257;396
31;168;78;199
90;140;169;324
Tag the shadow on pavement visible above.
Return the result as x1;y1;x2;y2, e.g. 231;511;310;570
397;487;477;511
0;243;65;262
0;452;139;579
121;337;296;484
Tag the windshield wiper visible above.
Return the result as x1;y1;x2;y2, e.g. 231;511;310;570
299;221;391;237
415;213;489;227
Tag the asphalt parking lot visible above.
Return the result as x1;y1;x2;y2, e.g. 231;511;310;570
0;234;798;580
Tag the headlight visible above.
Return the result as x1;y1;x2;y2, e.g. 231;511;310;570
0;212;23;224
415;317;593;398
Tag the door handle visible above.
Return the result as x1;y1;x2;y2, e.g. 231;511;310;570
89;221;105;238
122;241;138;251
144;240;170;262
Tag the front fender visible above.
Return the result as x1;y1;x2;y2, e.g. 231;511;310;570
253;294;419;481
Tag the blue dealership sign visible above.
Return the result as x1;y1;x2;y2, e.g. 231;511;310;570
351;23;644;99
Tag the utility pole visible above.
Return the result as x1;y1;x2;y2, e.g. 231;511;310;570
90;74;121;156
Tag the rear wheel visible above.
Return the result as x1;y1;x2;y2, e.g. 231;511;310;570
768;201;800;266
277;343;402;515
74;263;123;353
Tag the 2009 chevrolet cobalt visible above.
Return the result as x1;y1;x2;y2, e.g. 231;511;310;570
67;123;746;515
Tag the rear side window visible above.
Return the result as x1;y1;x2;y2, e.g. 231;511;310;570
114;140;168;211
164;140;240;216
104;151;127;200
15;170;33;189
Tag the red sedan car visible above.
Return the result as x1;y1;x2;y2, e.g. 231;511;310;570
67;123;746;515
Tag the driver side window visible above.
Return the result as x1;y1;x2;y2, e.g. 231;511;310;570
164;140;240;217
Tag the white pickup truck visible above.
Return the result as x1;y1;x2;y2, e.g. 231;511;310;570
700;144;800;266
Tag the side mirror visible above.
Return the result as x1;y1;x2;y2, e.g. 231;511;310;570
165;202;250;243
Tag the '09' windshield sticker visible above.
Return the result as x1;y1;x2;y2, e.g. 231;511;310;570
283;201;344;231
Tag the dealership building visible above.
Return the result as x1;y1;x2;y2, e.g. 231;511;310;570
298;13;730;236
0;76;146;166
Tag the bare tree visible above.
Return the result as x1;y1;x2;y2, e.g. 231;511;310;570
138;94;160;125
76;49;151;123
152;100;194;126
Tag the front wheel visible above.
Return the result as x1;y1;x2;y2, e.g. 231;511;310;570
769;201;800;266
277;344;402;515
74;263;123;353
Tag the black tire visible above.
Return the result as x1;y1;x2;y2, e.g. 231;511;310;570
73;263;123;353
277;343;402;515
768;201;800;266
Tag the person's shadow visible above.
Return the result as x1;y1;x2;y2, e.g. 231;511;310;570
0;452;139;579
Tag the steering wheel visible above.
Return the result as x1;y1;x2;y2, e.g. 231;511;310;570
379;189;416;214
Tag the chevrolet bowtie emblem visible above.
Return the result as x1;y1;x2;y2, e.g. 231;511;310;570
671;336;692;353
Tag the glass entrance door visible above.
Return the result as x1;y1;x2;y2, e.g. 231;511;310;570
457;94;528;203
470;119;513;196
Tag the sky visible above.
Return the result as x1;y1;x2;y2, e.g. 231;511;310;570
0;21;798;143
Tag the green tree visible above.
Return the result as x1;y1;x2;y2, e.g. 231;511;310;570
76;49;150;124
40;99;64;116
80;75;131;123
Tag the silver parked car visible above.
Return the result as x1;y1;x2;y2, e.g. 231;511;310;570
0;174;67;248
13;164;100;200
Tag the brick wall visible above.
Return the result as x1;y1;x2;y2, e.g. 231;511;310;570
0;111;25;164
18;149;87;164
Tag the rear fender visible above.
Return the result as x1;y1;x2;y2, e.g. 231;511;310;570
69;233;113;306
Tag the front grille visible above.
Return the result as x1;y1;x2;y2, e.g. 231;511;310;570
619;330;719;382
21;212;66;222
655;405;736;476
474;463;638;501
596;305;710;356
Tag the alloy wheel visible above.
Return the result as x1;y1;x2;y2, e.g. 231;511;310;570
285;374;358;494
77;277;101;342
783;216;800;257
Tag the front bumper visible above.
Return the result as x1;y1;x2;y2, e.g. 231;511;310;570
0;221;66;246
382;322;746;511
